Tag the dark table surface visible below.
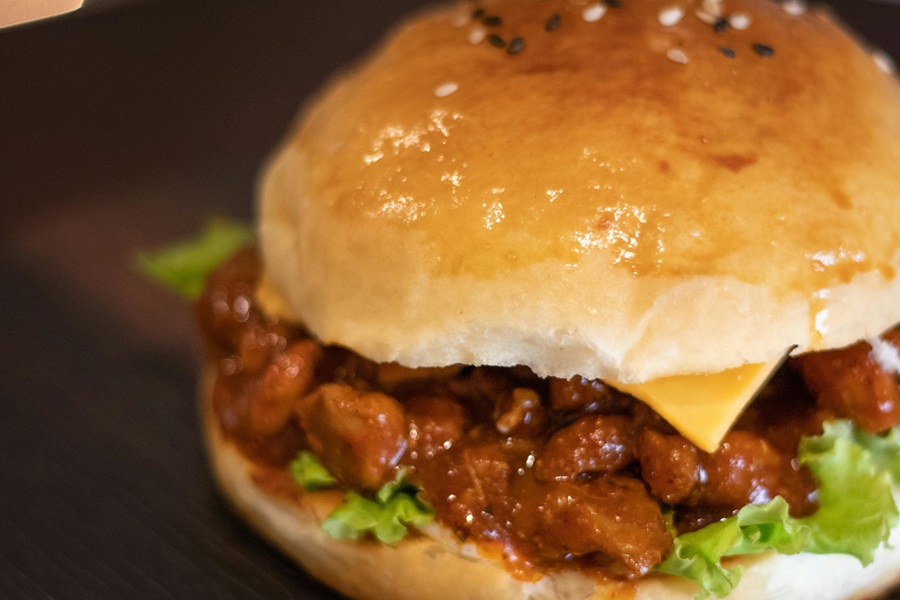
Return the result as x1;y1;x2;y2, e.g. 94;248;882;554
1;1;898;598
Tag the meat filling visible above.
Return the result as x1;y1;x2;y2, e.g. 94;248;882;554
198;248;900;579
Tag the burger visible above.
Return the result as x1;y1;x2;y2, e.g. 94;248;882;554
188;0;900;598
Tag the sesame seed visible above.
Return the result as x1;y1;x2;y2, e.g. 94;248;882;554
468;27;486;45
720;46;736;58
694;9;717;25
702;0;724;18
782;0;807;16
546;13;561;31
472;8;485;19
582;2;608;23
667;48;689;64
507;37;525;54
434;82;459;98
729;12;752;30
872;49;897;76
658;6;685;27
488;34;506;48
606;0;622;7
752;43;775;57
713;17;728;33
482;15;502;27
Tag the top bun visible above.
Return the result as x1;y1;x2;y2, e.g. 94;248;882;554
258;0;900;384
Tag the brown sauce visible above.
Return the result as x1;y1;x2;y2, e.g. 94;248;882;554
197;248;900;581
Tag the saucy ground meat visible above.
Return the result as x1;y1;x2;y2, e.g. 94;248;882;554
527;477;673;577
794;332;900;433
197;249;900;580
638;429;701;504
297;383;407;490
535;415;635;482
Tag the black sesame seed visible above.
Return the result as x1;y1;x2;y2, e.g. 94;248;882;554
606;0;622;7
507;37;525;54
720;46;736;58
482;15;502;27
546;13;561;31
713;17;728;33
753;43;775;57
488;34;506;48
472;8;485;19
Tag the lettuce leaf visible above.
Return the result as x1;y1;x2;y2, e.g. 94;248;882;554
811;421;900;484
323;474;434;544
797;421;898;563
136;218;253;299
729;497;810;556
656;420;900;598
289;451;338;492
655;517;744;599
286;453;433;544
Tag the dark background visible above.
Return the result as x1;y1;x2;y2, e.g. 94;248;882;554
0;1;897;598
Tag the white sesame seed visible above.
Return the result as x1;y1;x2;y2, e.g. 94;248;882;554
702;0;724;18
468;27;486;45
694;8;717;25
582;2;608;23
782;0;807;16
729;12;752;30
434;82;459;98
658;6;685;27
667;48;689;64
872;49;897;76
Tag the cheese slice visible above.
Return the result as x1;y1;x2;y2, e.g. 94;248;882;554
612;356;786;453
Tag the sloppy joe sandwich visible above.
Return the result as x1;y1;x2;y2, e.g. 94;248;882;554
193;0;900;598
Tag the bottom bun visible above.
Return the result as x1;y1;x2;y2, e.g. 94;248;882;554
201;366;900;600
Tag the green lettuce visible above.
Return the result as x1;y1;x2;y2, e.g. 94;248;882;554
656;420;900;598
289;451;338;492
797;421;898;562
808;421;900;484
323;474;434;544
287;452;434;544
655;517;744;598
136;218;253;299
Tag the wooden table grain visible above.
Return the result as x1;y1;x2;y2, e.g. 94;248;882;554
0;1;897;598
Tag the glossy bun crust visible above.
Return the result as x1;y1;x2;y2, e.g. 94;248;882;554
258;0;900;384
202;368;900;600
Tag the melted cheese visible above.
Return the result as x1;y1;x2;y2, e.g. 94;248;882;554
612;356;786;453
